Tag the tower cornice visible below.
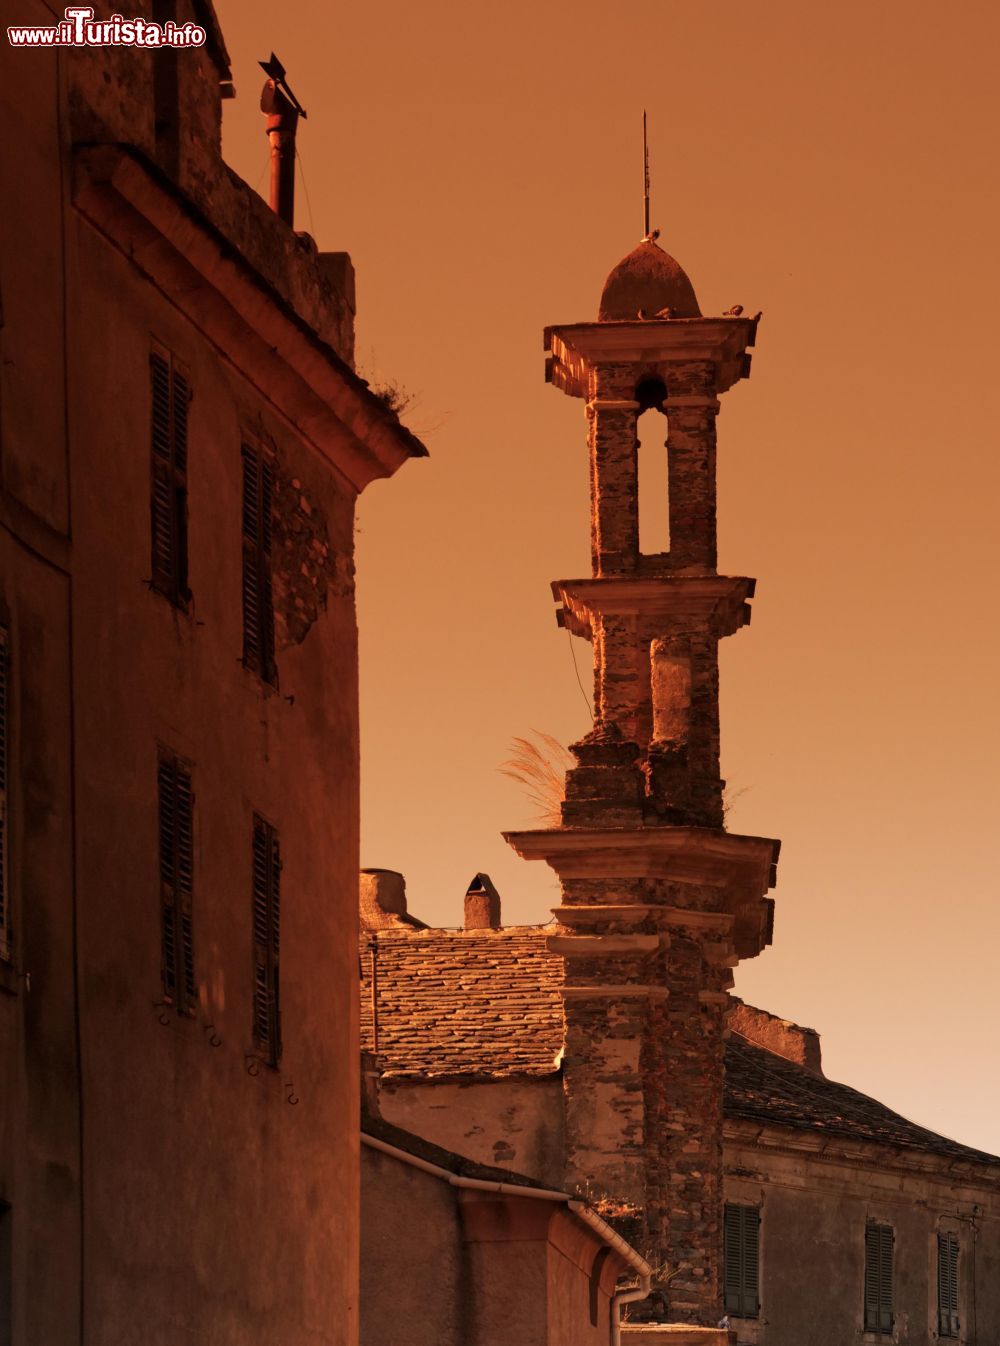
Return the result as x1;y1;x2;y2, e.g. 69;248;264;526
552;574;754;641
544;315;760;400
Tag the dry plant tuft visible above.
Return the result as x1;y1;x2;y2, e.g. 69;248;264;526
499;731;574;826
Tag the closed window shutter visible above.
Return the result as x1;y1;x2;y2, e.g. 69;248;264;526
241;445;276;684
864;1224;893;1333
0;628;9;962
150;350;190;605
938;1233;960;1338
251;816;281;1064
158;752;195;1011
723;1204;760;1318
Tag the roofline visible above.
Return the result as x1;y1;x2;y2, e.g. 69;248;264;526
73;143;428;492
724;1117;1000;1187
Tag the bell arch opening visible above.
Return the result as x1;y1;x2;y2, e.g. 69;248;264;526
635;377;669;556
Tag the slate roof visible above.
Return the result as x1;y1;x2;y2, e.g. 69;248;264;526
361;927;564;1077
361;925;1000;1171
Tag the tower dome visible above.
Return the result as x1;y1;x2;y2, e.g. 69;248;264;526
598;237;701;321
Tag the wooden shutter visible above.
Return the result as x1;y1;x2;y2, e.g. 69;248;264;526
938;1233;960;1338
0;628;9;963
158;752;195;1011
251;815;281;1064
723;1204;760;1318
241;445;276;684
864;1223;893;1333
150;349;190;606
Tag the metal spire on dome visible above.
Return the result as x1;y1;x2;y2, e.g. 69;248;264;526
643;109;650;239
642;111;660;244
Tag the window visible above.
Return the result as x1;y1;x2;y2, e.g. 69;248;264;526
864;1223;894;1334
251;815;281;1065
0;627;10;964
157;751;195;1013
241;444;276;684
723;1203;760;1318
149;346;190;607
938;1232;960;1338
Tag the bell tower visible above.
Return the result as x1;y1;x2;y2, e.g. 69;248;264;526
505;235;780;1323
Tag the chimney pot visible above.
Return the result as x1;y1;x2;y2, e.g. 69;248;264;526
464;873;501;930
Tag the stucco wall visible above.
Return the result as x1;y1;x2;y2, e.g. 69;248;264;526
1;13;367;1342
361;1147;623;1346
361;1147;468;1346
379;1077;565;1188
66;219;361;1346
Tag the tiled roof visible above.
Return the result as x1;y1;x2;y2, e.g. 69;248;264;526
361;926;565;1077
724;1034;1000;1166
361;925;1000;1170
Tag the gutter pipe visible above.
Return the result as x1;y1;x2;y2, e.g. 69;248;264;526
362;1131;652;1342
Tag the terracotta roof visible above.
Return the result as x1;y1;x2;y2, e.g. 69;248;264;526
362;926;1000;1170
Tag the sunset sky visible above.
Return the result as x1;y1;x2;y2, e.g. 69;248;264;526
216;0;1000;1153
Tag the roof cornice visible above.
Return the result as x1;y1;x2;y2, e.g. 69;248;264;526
72;144;427;493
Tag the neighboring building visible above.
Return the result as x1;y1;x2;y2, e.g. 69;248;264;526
0;4;423;1343
360;900;1000;1346
360;1055;658;1346
358;229;1000;1344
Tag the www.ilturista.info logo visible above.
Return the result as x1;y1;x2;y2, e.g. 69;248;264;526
8;6;206;47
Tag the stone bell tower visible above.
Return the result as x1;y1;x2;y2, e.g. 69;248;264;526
505;235;780;1323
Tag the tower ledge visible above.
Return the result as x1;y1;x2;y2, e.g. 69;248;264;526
544;315;760;400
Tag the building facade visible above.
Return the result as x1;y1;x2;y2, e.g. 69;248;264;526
0;4;423;1342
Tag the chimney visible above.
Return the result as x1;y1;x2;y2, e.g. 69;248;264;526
464;873;501;930
258;53;307;227
360;869;408;929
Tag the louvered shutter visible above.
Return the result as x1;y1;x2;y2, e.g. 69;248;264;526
241;446;276;684
158;753;195;1011
0;628;9;962
251;816;281;1064
150;350;190;605
938;1233;960;1338
743;1206;760;1317
864;1224;893;1333
723;1204;760;1318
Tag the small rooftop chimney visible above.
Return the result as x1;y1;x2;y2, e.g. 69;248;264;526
360;868;427;933
258;53;307;227
464;873;501;930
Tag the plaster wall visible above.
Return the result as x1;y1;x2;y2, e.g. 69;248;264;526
361;1150;620;1346
66;220;361;1346
1;19;366;1343
361;1147;467;1346
379;1077;565;1189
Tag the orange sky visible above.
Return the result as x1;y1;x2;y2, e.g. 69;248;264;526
216;0;1000;1154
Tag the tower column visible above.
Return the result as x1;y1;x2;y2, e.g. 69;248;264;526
665;362;720;572
588;364;639;575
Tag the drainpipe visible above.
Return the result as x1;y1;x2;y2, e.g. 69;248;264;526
361;1132;653;1342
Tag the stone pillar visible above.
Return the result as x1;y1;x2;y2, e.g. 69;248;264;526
646;633;724;828
665;362;720;572
588;364;639;575
641;913;735;1323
